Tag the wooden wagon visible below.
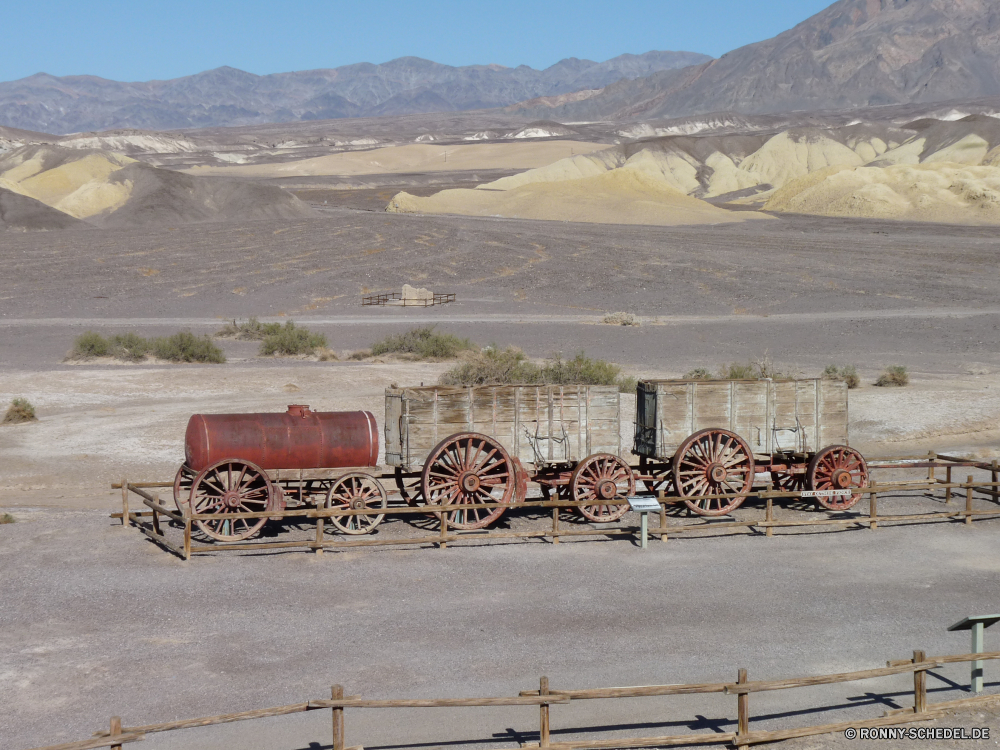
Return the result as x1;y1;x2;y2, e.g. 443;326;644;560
633;377;868;516
385;384;635;528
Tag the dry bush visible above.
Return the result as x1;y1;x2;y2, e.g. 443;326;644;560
370;326;475;360
216;317;282;341
347;350;372;361
875;365;909;387
259;322;327;356
685;353;788;381
823;364;861;389
152;332;226;363
683;368;712;380
69;331;225;363
602;311;640;326
317;347;339;362
441;348;636;392
0;513;14;524
3;398;37;424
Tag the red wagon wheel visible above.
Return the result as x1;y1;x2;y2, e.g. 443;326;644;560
571;454;635;522
808;445;869;510
420;432;515;530
173;464;197;514
673;428;755;516
326;473;388;535
189;458;274;541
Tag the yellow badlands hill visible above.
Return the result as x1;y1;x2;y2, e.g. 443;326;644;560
764;162;1000;223
387;167;770;226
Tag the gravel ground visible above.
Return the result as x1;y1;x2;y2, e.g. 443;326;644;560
4;505;1000;750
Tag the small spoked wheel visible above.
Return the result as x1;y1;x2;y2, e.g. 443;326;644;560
189;459;274;541
173;464;197;514
326;473;388;534
421;432;515;530
571;454;635;523
673;428;755;516
808;445;869;510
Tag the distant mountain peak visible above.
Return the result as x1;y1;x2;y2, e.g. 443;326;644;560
0;50;711;133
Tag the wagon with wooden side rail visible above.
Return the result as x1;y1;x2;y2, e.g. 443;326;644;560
171;404;386;541
633;377;868;516
384;384;635;528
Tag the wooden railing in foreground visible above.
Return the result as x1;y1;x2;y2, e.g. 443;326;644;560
25;648;999;750
111;453;1000;559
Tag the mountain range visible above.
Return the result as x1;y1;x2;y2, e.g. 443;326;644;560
514;0;1000;119
0;52;710;134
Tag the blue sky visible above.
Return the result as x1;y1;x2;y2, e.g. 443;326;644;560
3;0;835;82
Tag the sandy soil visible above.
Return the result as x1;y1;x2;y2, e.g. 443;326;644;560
182;140;609;179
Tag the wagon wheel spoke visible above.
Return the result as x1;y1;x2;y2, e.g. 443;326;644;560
808;445;868;511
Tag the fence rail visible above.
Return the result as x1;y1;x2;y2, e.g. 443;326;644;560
26;647;998;750
112;451;1000;559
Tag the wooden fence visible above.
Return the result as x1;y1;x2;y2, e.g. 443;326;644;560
26;648;1000;750
111;453;1000;559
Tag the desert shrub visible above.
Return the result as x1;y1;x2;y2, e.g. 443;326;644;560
348;350;372;361
440;347;540;386
602;311;639;326
719;362;758;379
370;326;475;360
216;317;283;340
684;353;788;381
151;332;226;363
316;347;339;362
441;348;635;392
684;368;712;380
875;365;909;387
823;364;860;389
72;331;112;358
3;397;37;424
259;321;328;356
109;332;150;362
0;513;14;524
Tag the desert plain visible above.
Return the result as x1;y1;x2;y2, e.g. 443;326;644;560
4;108;1000;750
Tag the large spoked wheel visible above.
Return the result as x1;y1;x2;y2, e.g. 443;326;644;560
326;473;388;534
571;454;635;523
808;445;869;510
673;428;755;516
189;459;274;541
173;464;197;514
421;432;515;530
394;467;424;506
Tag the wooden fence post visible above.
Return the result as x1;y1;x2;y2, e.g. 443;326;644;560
927;452;935;482
438;511;447;549
552;505;560;544
110;716;122;750
539;676;550;748
913;651;926;714
120;478;128;526
737;668;749;746
945;465;952;504
966;475;974;525
315;515;325;555
869;481;878;530
183;514;192;561
331;684;344;750
659;502;667;542
765;498;774;538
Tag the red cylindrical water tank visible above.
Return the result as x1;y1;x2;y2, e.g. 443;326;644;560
184;405;379;472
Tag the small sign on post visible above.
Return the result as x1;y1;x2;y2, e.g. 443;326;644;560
948;614;1000;693
628;497;661;550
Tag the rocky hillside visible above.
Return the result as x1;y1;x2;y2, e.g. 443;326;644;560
514;0;1000;120
0;51;710;134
